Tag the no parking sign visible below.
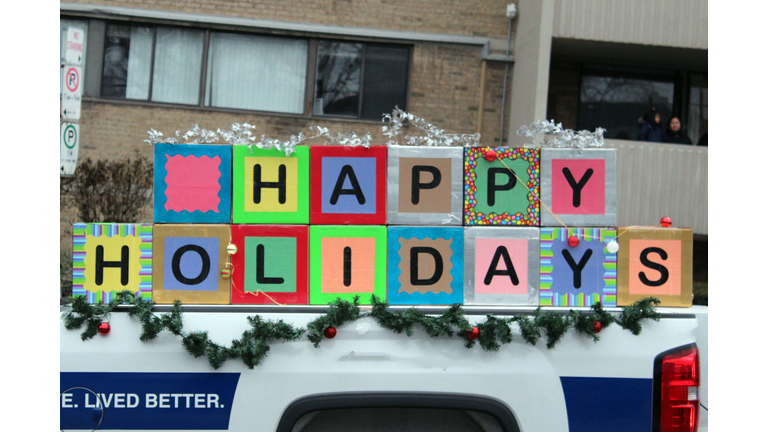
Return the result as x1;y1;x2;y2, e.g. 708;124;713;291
61;122;79;175
61;66;82;120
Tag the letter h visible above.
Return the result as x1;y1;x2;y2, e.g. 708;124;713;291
95;245;130;286
253;164;287;204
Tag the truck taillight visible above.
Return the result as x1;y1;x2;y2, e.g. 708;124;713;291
654;345;700;432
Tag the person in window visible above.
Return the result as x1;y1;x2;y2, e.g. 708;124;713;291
637;108;664;142
662;117;693;145
101;37;129;97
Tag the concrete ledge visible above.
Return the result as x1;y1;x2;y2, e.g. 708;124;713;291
61;2;491;46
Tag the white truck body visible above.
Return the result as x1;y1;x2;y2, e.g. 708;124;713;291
60;304;707;432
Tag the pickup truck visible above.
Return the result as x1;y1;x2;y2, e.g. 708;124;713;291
60;298;708;432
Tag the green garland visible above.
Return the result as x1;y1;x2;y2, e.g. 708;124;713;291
62;291;661;370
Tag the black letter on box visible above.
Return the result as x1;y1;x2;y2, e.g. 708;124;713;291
343;246;352;287
95;245;130;286
484;246;520;286
561;249;593;289
410;247;444;286
562;167;594;208
487;168;516;206
171;245;210;285
256;244;284;284
639;247;670;287
253;164;287;204
330;165;366;205
411;165;442;205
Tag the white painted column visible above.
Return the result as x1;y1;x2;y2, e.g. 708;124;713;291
507;0;555;147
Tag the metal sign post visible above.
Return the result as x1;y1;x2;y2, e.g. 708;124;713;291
61;122;80;175
61;65;82;121
61;27;85;176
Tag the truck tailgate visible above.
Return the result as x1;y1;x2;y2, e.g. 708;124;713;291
61;307;698;432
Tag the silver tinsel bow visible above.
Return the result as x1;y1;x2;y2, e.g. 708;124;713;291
143;124;219;145
217;123;257;146
382;107;481;147
307;126;372;148
517;120;605;149
146;123;371;157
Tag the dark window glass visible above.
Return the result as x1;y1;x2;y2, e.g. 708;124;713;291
314;41;362;117
577;67;674;140
101;25;152;99
314;41;409;120
687;73;708;145
101;24;203;105
361;45;409;120
292;408;503;431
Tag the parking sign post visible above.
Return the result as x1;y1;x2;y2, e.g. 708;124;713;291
61;26;85;176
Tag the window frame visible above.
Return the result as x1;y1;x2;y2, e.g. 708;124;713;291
99;22;208;106
202;29;312;115
78;16;412;122
573;63;697;141
312;39;412;121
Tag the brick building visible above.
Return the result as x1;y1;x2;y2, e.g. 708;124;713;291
61;0;519;162
60;1;707;279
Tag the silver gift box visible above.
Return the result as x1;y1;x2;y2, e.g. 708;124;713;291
540;148;617;227
387;145;464;225
463;226;540;305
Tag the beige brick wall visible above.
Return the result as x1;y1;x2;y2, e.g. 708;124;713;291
68;0;517;40
60;5;516;260
76;42;510;161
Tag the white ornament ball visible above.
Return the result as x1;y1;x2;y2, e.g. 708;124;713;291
606;240;619;254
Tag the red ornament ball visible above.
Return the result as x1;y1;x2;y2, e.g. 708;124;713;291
660;216;672;228
593;321;602;334
568;235;580;247
484;149;498;162
467;327;480;340
220;268;231;279
98;322;111;335
324;326;337;339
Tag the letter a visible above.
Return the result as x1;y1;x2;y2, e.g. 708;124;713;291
483;246;519;286
330;165;366;205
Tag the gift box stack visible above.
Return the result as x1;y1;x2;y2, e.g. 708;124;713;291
72;142;693;307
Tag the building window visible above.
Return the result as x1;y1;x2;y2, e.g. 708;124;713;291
204;32;307;114
313;41;409;120
94;20;411;118
101;24;204;105
577;66;675;141
687;73;707;145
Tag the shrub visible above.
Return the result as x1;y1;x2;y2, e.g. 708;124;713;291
60;153;153;300
60;154;153;223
